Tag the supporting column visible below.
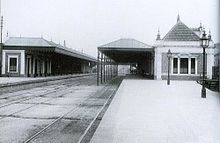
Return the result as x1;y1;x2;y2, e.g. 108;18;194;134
100;53;103;84
154;51;162;80
177;57;180;74
188;57;191;74
110;59;112;79
29;56;32;76
97;50;100;86
42;58;45;76
195;58;198;75
103;55;106;82
171;57;173;75
49;57;52;75
37;58;41;76
46;58;50;76
32;55;36;77
107;58;109;81
104;55;106;82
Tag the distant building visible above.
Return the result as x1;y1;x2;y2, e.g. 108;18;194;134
213;43;220;79
1;37;96;77
154;15;214;80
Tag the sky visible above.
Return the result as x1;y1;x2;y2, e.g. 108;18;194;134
1;0;219;57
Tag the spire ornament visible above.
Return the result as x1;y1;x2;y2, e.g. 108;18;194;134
177;14;180;23
156;28;161;40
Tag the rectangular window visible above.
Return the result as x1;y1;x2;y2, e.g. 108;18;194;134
180;58;188;74
9;58;17;72
173;58;178;74
191;58;195;74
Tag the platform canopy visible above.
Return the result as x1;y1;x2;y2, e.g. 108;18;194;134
4;37;97;62
98;38;154;63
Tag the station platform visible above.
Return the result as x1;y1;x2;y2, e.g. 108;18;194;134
0;74;95;94
0;74;93;87
90;79;220;143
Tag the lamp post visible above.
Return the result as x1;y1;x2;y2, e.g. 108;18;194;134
200;30;210;98
167;49;172;85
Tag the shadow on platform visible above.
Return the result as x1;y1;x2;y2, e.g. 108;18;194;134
123;74;154;80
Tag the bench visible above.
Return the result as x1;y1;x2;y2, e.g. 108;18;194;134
197;79;219;91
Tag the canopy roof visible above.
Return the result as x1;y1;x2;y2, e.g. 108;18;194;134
98;38;153;63
4;37;53;47
4;37;97;62
99;38;152;50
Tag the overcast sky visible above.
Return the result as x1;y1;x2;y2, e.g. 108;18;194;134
2;0;219;56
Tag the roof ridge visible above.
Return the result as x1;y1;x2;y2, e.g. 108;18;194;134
99;38;151;48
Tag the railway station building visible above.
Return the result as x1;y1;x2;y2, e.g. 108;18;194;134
97;16;215;83
1;37;96;77
154;16;214;80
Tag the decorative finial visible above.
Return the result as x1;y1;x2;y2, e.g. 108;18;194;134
208;29;211;40
156;28;161;40
64;40;66;47
199;21;203;31
177;14;180;22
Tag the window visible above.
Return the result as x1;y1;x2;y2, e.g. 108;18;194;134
180;58;188;74
9;58;17;72
173;58;178;74
191;58;195;74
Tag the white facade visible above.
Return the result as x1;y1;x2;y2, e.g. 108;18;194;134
2;50;25;76
154;41;215;80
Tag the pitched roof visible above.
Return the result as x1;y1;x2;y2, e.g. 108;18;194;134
4;37;96;62
162;21;200;41
4;37;53;47
99;38;152;49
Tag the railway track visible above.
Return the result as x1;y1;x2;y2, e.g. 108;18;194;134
0;75;122;143
23;83;115;143
0;75;96;109
0;75;96;122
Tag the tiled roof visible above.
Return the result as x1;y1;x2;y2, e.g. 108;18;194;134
4;37;53;47
162;21;200;41
99;38;152;49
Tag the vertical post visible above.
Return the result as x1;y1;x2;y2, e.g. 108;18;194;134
0;16;3;76
110;59;112;79
100;53;103;84
201;47;206;98
32;55;35;77
177;57;180;74
104;56;107;82
107;58;110;81
167;49;171;85
97;50;100;86
116;62;118;76
167;56;170;85
104;56;106;82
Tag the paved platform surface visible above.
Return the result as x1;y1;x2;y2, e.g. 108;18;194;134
90;80;220;143
0;77;39;84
